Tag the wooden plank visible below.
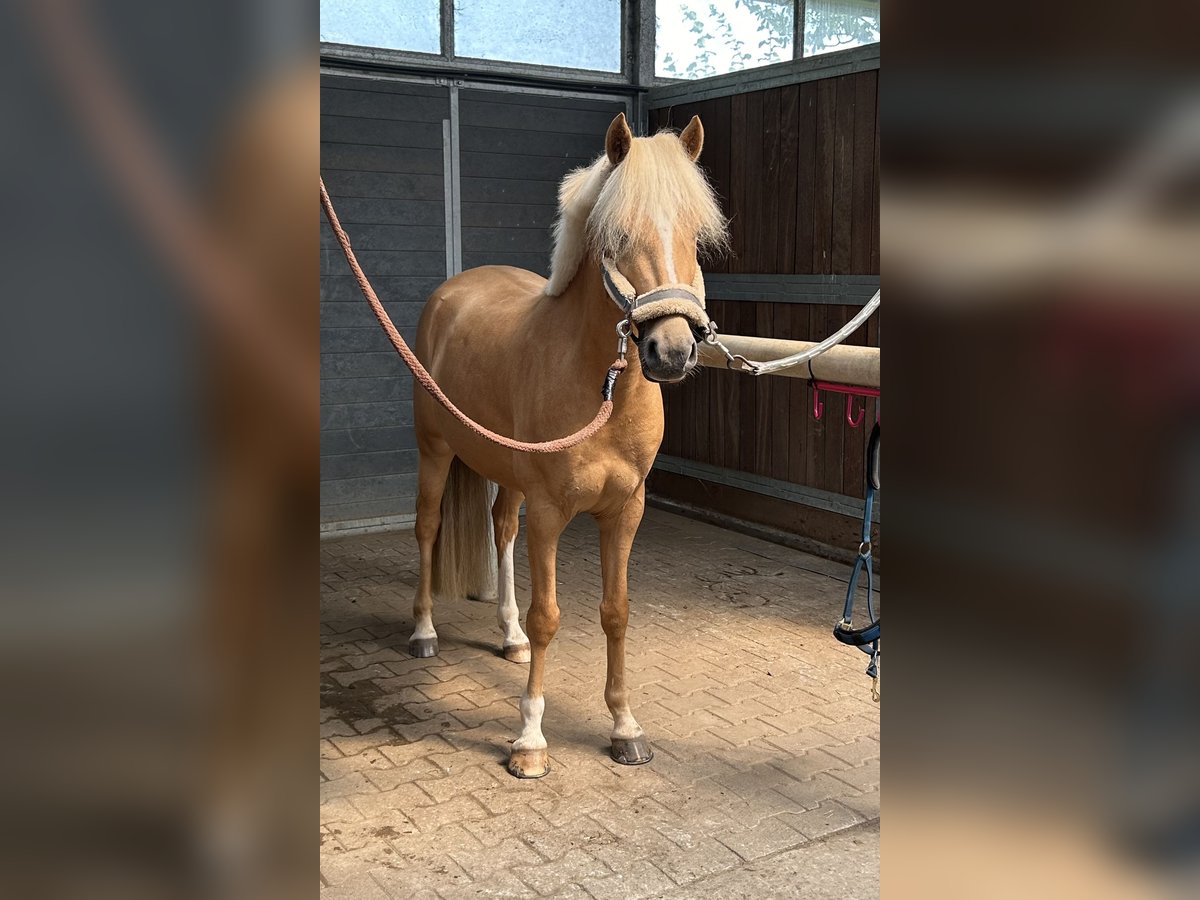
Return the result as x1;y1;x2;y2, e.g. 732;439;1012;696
820;304;848;494
321;351;412;381
320;275;443;304
320;300;424;328
716;301;742;469
754;303;775;477
317;197;446;227
319;473;419;503
320;223;445;252
460;251;550;274
812;78;836;275
320;86;448;122
320;73;445;97
320;448;420;482
320;143;443;175
693;357;712;466
320;169;445;202
321;248;446;278
458;89;626;114
742;91;765;273
760;88;782;274
661;367;676;456
776;86;800;275
320;116;444;149
321;425;417;457
459;177;560;205
728;94;748;274
700;95;732;274
458;150;591;180
646;470;875;558
794;81;818;275
459;202;557;230
850;70;877;275
831;75;855;274
458;125;608;158
320;400;414;431
321;496;417;523
805;303;826;487
736;302;759;474
459;99;622;135
459;226;551;253
770;304;791;481
786;302;810;484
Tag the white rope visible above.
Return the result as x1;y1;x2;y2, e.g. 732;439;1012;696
707;290;880;376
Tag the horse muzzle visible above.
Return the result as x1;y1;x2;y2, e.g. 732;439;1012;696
637;316;700;383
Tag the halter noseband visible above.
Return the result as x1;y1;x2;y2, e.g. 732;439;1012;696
600;256;710;334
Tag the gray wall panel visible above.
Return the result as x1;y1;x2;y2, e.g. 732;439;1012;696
320;276;443;303
321;73;446;528
320;400;414;432
456;89;623;281
319;170;445;201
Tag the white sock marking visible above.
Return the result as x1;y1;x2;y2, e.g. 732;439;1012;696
513;694;546;751
496;538;527;647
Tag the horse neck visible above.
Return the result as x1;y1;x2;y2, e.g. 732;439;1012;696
555;258;638;373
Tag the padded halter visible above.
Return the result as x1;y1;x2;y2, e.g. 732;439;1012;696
600;256;709;330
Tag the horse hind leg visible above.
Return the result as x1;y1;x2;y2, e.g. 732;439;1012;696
408;447;452;658
492;487;529;663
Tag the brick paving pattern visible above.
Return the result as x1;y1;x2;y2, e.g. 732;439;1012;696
321;507;880;898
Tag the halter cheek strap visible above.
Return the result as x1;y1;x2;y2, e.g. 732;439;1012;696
600;255;710;331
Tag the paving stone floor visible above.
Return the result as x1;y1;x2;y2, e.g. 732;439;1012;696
321;507;880;898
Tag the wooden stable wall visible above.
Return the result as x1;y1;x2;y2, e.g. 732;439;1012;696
648;64;880;553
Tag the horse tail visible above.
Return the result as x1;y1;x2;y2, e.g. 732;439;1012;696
432;457;494;603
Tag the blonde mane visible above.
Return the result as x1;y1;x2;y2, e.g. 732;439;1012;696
544;131;728;296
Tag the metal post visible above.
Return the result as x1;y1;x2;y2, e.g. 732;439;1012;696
629;0;656;134
794;1;806;59
440;0;455;60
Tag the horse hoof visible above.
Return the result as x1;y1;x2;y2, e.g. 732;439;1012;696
507;748;550;779
503;643;531;663
407;637;439;658
611;737;653;766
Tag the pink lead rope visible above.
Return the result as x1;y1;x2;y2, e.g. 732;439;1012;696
320;178;627;454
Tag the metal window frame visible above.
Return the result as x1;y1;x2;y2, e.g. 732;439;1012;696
320;2;881;100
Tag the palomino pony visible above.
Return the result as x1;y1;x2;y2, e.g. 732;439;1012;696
410;112;727;778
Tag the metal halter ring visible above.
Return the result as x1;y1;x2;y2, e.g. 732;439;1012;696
615;319;633;339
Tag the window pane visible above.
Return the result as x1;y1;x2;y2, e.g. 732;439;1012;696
455;0;622;72
657;0;794;80
804;0;880;58
320;1;441;54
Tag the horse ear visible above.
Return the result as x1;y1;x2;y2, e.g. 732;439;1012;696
605;112;632;166
680;115;704;161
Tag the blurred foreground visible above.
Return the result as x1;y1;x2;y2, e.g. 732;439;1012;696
0;2;315;898
885;2;1200;897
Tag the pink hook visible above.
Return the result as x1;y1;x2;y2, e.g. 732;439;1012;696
812;384;824;420
845;394;865;428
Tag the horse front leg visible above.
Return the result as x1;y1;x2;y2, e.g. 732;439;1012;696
507;499;567;778
597;484;652;765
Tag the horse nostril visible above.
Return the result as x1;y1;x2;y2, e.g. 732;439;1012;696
688;342;699;365
645;338;659;363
